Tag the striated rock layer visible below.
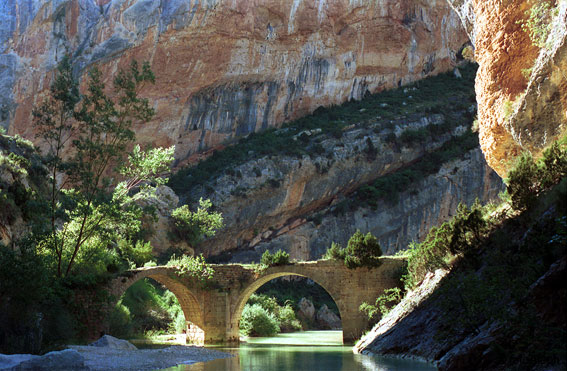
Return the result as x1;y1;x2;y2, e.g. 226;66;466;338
0;0;468;162
229;147;503;263
447;0;567;177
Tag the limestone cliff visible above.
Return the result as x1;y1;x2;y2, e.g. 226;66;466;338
447;0;567;177
0;0;467;163
167;64;504;261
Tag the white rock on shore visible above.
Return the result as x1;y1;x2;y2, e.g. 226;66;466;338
1;336;233;370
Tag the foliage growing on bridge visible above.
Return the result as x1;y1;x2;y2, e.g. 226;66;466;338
167;254;215;283
260;249;291;267
324;230;383;269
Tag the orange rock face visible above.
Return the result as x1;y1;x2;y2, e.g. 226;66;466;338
1;0;468;163
449;0;567;177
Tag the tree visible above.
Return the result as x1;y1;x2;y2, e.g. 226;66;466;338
33;57;164;277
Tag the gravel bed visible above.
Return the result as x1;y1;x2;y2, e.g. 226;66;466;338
68;345;233;370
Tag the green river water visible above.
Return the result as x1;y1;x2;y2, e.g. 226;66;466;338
165;331;436;371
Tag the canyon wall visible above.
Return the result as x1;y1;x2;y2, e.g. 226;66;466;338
0;0;468;163
227;147;503;263
447;0;567;177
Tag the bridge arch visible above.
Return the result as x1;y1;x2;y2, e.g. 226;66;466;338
90;259;406;344
229;271;346;342
108;268;205;342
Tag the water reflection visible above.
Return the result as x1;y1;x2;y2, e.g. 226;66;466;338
166;331;435;371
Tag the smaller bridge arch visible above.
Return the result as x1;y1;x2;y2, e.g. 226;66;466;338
107;267;205;343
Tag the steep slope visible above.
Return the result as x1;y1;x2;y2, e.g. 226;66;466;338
0;0;468;163
355;182;567;370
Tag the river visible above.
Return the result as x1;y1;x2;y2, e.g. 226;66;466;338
163;331;435;371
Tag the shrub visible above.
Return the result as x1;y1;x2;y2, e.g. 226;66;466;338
260;249;290;267
344;230;383;269
239;303;280;336
170;198;224;246
506;152;542;211
166;254;215;282
323;242;346;261
402;201;487;290
277;304;302;332
540;141;567;188
360;287;403;321
506;141;567;211
518;2;556;48
364;137;377;162
323;231;383;269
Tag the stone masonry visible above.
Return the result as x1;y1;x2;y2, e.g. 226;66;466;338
102;258;406;344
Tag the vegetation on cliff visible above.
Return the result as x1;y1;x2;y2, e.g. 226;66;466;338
358;137;567;369
168;64;477;200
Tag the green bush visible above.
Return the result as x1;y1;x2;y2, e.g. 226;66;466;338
506;152;542;211
360;287;403;322
401;200;487;290
260;249;290;267
239;303;280;337
277;304;302;332
247;293;279;313
170;198;223;247
323;231;383;269
323;242;346;261
344;230;383;269
506;141;567;211
241;294;302;335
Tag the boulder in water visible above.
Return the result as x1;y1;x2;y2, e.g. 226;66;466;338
316;305;341;330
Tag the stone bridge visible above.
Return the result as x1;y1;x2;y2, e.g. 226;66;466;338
100;258;406;344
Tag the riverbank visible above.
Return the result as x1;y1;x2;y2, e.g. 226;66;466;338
0;336;232;371
68;344;232;370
